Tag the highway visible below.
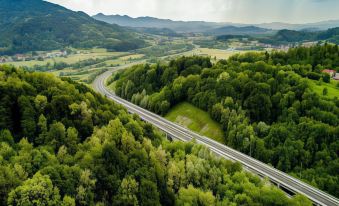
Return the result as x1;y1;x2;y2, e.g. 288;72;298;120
93;65;339;206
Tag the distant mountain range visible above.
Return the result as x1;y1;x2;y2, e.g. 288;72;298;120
0;0;146;55
258;20;339;31
92;13;224;33
205;26;272;36
0;0;338;56
93;13;339;34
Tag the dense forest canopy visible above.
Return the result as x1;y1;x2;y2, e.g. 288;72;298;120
113;44;339;198
0;0;146;55
0;65;313;205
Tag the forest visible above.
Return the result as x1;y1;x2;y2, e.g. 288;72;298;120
258;27;339;45
0;65;313;205
0;0;146;55
113;44;339;198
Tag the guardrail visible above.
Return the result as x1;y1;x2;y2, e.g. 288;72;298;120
94;68;339;206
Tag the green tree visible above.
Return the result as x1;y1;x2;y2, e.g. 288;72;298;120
139;179;160;206
18;96;36;140
48;122;66;150
176;185;215;206
7;172;61;206
76;169;96;206
0;129;14;146
65;127;79;155
37;114;48;145
114;177;139;206
61;196;76;206
34;95;48;113
323;87;328;96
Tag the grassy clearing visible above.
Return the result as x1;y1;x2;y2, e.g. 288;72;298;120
308;79;339;98
107;81;117;92
120;54;145;60
51;67;102;82
194;48;249;60
165;102;225;143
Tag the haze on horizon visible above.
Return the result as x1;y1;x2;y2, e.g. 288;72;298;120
46;0;339;24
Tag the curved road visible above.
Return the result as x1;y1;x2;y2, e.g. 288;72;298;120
93;65;339;206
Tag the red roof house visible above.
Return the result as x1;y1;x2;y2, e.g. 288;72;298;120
322;69;336;77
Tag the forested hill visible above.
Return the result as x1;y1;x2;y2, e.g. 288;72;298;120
259;27;339;45
0;65;313;205
113;44;339;197
0;0;146;55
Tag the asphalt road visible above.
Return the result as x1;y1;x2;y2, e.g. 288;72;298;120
93;65;339;206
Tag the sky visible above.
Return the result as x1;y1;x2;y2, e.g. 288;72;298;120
46;0;339;24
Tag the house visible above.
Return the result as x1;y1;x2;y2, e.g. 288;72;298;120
333;73;339;81
45;50;68;58
15;54;26;61
322;69;336;77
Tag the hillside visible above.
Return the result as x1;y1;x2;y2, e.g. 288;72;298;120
258;20;339;30
112;45;339;197
93;13;339;34
93;13;226;33
0;65;313;205
205;25;272;36
93;14;270;35
260;27;339;44
0;0;146;55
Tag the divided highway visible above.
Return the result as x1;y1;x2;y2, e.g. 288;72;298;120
93;66;339;206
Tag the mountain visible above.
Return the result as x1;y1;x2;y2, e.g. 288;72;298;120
0;0;146;55
93;14;271;35
259;27;339;44
260;29;315;44
132;27;182;37
0;64;315;205
258;20;339;31
93;13;339;34
92;13;224;33
205;25;272;36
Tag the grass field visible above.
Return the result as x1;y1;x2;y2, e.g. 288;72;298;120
172;47;251;61
1;48;128;67
195;48;243;60
0;49;144;84
308;79;339;98
165;102;225;143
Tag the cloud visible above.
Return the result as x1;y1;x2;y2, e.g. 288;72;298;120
46;0;339;23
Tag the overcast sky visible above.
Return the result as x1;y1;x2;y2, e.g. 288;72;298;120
46;0;339;24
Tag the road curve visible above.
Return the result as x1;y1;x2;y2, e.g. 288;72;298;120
93;67;339;206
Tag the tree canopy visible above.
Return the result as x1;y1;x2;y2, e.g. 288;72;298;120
0;65;312;205
114;44;339;197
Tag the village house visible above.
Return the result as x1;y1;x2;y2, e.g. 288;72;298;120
322;69;336;77
333;73;339;81
45;50;68;58
14;54;26;61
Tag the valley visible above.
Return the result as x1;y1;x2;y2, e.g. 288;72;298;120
0;0;338;205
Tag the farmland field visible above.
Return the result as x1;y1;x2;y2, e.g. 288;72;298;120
194;48;247;60
1;48;128;67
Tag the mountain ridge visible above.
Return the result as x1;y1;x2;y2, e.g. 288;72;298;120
0;0;146;55
93;13;339;33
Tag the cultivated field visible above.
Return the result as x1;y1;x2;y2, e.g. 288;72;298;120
1;48;128;67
